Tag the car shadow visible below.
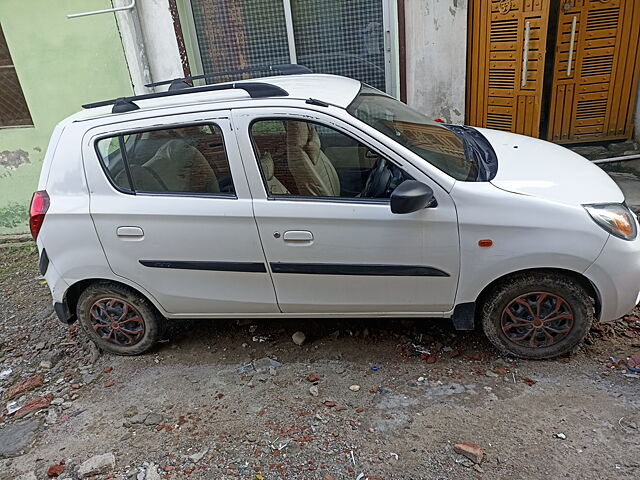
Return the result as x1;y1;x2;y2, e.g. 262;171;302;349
155;316;497;367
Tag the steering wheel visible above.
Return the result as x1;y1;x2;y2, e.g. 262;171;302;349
361;155;392;198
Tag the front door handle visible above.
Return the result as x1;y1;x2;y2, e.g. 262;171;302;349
117;226;144;237
283;230;313;242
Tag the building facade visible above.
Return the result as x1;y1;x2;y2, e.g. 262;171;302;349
1;0;639;234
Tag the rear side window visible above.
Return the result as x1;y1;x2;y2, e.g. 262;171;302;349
95;124;234;195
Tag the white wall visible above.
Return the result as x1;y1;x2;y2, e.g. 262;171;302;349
404;0;468;124
114;0;183;93
136;0;184;84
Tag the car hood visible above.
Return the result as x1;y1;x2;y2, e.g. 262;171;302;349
476;128;624;205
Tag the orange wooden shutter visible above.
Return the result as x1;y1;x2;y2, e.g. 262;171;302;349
467;0;551;137
548;0;640;143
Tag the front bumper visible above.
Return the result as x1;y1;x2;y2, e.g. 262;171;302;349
584;233;640;321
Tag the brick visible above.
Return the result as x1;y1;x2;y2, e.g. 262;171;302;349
453;443;485;464
4;374;44;400
47;463;65;477
13;394;53;418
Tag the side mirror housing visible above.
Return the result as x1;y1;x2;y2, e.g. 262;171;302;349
390;180;436;214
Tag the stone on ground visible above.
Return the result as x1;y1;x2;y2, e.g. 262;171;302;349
77;452;116;477
292;331;306;345
0;420;40;458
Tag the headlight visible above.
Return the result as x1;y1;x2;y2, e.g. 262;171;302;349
584;203;638;240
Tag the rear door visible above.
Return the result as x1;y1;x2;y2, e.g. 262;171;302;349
82;111;278;316
233;107;460;315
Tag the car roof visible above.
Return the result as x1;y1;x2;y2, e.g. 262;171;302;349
68;74;363;124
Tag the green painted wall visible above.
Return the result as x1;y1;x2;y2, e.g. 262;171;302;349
0;0;133;234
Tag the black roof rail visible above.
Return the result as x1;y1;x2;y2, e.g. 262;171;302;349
146;63;312;90
82;82;289;113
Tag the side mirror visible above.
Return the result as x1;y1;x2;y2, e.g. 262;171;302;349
390;180;437;214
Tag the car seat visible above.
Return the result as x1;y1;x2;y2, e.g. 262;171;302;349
286;121;340;197
260;152;289;195
118;139;219;193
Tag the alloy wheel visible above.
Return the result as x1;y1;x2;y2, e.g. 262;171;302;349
89;298;146;347
500;292;575;348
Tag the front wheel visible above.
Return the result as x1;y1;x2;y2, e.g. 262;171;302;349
77;282;165;356
480;272;594;359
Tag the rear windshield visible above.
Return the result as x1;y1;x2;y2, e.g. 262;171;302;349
347;86;475;181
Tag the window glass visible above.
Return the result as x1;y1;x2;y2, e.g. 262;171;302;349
347;86;475;181
0;25;33;127
96;125;234;195
250;119;413;199
96;136;131;191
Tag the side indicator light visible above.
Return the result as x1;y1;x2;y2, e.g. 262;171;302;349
478;239;493;248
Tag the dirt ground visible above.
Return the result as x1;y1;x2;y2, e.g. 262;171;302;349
0;245;639;480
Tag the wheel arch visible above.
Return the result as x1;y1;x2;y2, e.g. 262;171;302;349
62;278;167;324
475;267;602;322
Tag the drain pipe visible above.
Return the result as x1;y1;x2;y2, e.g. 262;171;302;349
67;0;153;95
67;0;137;18
592;153;640;165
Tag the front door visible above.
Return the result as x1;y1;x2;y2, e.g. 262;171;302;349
467;0;640;143
233;108;460;314
547;0;640;143
83;112;278;316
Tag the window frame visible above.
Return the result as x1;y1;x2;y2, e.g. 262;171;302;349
93;121;237;199
248;116;413;205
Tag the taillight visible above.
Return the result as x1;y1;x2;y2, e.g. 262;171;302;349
29;190;50;240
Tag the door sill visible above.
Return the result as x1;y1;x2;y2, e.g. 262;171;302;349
165;311;451;319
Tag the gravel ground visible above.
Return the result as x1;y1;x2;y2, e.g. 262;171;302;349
1;244;639;480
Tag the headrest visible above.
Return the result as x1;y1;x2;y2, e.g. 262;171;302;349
286;121;321;164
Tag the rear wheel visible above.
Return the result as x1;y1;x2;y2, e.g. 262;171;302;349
480;272;594;359
77;282;165;356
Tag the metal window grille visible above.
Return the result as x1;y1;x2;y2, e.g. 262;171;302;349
190;0;290;83
291;0;385;91
188;0;386;91
0;24;33;127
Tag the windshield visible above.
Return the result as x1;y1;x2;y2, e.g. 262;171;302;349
347;86;476;181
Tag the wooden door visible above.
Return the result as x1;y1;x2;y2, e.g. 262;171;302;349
467;0;551;137
548;0;640;143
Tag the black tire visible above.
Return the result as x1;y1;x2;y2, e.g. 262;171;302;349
77;281;165;356
480;272;594;359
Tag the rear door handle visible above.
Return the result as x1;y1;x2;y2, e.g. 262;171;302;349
283;230;313;242
117;226;144;237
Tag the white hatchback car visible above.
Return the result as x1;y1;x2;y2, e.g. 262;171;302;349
31;72;640;358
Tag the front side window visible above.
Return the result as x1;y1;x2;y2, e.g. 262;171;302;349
250;119;412;200
95;124;234;195
347;86;477;181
